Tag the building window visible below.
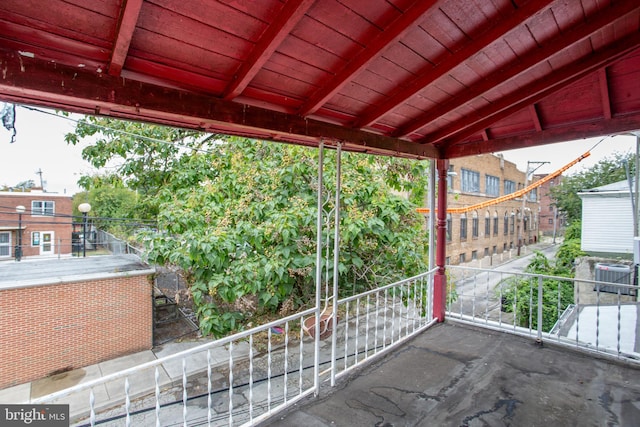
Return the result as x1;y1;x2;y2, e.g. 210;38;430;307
459;253;466;263
510;212;515;234
0;232;10;257
31;201;55;216
445;257;450;265
503;243;507;251
447;213;452;242
31;232;40;246
461;169;480;193
493;245;497;254
530;188;537;201
493;212;498;236
460;214;467;240
549;218;553;225
503;212;509;235
472;211;479;239
471;250;477;260
485;175;500;196
549;205;554;212
484;212;490;236
504;180;515;195
484;247;489;257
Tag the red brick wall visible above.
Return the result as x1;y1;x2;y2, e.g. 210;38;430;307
0;275;153;389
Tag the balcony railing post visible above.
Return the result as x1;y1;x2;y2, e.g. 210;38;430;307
433;159;449;322
537;275;543;344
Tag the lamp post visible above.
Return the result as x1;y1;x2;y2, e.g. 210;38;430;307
78;203;91;257
15;205;25;261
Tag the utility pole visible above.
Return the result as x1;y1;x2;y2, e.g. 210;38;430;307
35;168;44;191
518;161;549;256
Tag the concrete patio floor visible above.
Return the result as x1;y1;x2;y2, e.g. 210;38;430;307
262;322;640;427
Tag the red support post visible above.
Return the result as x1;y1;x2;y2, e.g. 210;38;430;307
433;159;449;322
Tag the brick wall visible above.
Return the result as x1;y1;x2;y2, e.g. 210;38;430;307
443;154;540;265
0;274;153;389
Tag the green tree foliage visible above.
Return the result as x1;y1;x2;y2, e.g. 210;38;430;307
500;247;576;332
72;183;145;234
67;117;429;337
144;139;429;336
551;152;635;223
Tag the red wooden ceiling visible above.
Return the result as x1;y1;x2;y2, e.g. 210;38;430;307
0;0;639;159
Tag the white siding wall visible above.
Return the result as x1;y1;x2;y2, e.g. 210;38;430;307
581;193;634;254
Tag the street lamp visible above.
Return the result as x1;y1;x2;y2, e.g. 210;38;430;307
15;205;25;261
78;203;91;257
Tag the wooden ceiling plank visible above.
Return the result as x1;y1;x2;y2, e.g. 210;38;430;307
108;0;144;76
599;67;612;119
394;0;640;138
222;0;315;100
354;0;554;129
434;33;640;149
298;0;439;117
0;50;436;159
446;110;640;158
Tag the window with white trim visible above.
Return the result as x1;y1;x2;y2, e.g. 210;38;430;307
31;200;55;216
0;232;10;257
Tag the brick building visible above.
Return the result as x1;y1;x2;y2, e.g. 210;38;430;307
535;173;565;238
441;154;540;266
0;255;154;389
0;190;74;260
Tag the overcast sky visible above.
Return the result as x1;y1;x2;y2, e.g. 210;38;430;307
0;104;637;195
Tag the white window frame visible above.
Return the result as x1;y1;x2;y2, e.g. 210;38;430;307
31;200;55;216
0;232;11;257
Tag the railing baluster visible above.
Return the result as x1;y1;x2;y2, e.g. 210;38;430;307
485;272;490;323
391;286;396;344
155;367;162;427
249;335;254;423
412;279;418;333
617;289;622;357
576;281;580;348
383;288;388;349
537;276;543;342
472;272;477;321
528;277;534;335
344;300;350;370
557;282;562;343
298;322;304;395
267;328;272;412
374;292;379;354
228;341;234;427
365;294;370;359
206;351;212;426
355;297;360;364
513;276;518;331
284;322;289;404
498;273;503;326
89;389;96;427
125;377;131;427
596;284;600;351
182;359;187;427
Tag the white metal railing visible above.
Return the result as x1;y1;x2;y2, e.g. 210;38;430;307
446;265;640;363
30;269;436;426
333;270;436;383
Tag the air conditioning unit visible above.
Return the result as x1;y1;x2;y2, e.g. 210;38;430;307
594;263;633;295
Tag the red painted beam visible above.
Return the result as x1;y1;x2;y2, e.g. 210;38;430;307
0;50;436;160
529;104;542;132
599;68;612;120
222;0;315;100
394;0;640;139
354;0;554;130
444;110;640;158
298;0;439;117
425;33;640;147
108;0;144;76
